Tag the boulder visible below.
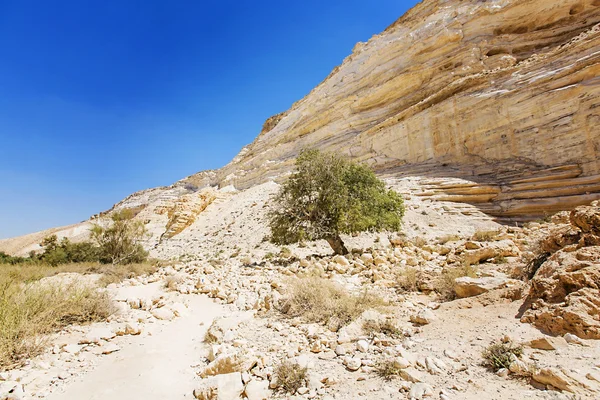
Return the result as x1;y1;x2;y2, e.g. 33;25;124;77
454;275;516;298
244;380;270;400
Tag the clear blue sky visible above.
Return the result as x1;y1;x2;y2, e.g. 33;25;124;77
0;0;416;239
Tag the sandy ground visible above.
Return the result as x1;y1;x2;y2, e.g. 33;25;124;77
47;294;225;400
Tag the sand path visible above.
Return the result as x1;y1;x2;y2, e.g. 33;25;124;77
48;294;225;400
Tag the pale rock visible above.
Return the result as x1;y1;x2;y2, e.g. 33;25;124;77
453;276;514;298
356;340;369;353
244;379;270;400
125;322;142;336
334;345;346;356
217;372;244;400
529;337;568;351
344;358;362;371
410;309;436;325
333;255;350;267
409;383;434;400
393;357;411;369
564;333;584;345
151;307;175;321
400;368;425;383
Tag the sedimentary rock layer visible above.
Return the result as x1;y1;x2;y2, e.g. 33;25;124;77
182;0;600;219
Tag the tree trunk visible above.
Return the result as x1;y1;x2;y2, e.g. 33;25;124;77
326;234;349;255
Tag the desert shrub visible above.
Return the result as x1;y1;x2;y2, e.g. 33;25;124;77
91;209;148;265
274;360;307;394
374;358;402;381
395;267;419;292
482;341;523;371
269;149;404;255
472;230;500;242
0;279;113;370
435;263;478;300
363;319;401;338
278;276;384;331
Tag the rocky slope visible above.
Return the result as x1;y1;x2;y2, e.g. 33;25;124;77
180;0;600;221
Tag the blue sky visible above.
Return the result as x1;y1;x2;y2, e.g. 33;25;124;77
0;0;416;239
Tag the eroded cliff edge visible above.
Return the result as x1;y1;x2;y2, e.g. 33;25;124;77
183;0;600;220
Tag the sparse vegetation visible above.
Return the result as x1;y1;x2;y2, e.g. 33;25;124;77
482;341;523;371
0;278;113;370
269;149;404;255
363;319;401;338
274;360;307;394
436;263;478;300
91;209;148;265
374;358;402;381
278;276;385;331
472;230;500;242
395;267;419;292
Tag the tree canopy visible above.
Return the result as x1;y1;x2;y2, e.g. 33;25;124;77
269;149;404;254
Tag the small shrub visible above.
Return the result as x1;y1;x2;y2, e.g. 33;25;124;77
374;358;402;381
279;247;292;258
274;360;307;394
482;342;523;371
435;263;478;300
395;267;418;292
278;277;384;331
472;230;500;242
363;319;401;338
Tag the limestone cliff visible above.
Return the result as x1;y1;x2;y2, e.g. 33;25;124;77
182;0;600;220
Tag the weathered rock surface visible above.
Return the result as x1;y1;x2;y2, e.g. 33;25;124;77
179;0;600;221
521;204;600;339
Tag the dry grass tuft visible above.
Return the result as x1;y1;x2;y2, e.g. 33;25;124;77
274;360;307;394
395;267;419;292
278;277;385;331
435;263;478;301
0;262;158;288
0;278;113;370
363;319;401;338
482;341;523;371
164;274;184;291
374;358;402;381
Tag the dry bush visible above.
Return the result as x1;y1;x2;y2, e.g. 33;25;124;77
472;230;500;242
278;277;384;331
482;341;523;371
274;360;307;394
363;319;401;338
374;358;402;381
435;263;478;301
395;267;418;292
0;279;113;370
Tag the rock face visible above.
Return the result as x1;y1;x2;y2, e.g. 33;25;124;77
180;0;600;221
521;204;600;339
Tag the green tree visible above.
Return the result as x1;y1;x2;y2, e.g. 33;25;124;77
269;149;404;254
91;209;148;265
